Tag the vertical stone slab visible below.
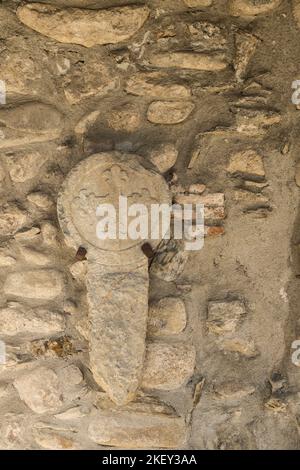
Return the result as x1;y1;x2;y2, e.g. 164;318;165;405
87;259;149;405
57;152;171;405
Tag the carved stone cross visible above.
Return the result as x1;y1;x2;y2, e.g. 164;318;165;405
57;152;171;405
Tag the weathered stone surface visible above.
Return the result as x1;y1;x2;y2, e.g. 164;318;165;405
148;297;187;337
214;381;255;400
0;303;65;339
295;162;300;187
87;263;149;405
63;57;119;104
243;180;269;192
0;103;63;149
150;238;189;282
0;413;30;450
174;192;225;224
34;427;79;450
57;152;171;406
147;101;194;125
126;73;191;99
149;143;178;173
293;1;300;27
174;192;224;206
184;0;212;6
0;204;28;237
234;32;259;81
0;253;16;267
207;300;246;335
233;189;269;206
229;0;282;16
19;247;52;266
107;105;142;132
69;260;88;281
88;401;187;448
14;227;41;243
227;150;265;180
75;111;101;137
27;192;54;211
149;52;227;71
219;338;259;357
0;41;55;99
142;342;196;390
14;367;63;413
17;4;150;47
6;151;48;183
236;109;281;136
4;270;65;301
188;183;206;194
40;222;58;246
0;163;5;182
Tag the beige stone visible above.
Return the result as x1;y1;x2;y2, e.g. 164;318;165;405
14;367;63;413
148;297;187;337
150;238;189;282
17;4;150;48
19;247;52;266
0;204;28;236
293;1;300;27
229;0;282;17
7;151;48;183
149;143;178;173
0;253;16;267
88;405;187;449
188;183;206;194
142;342;196;390
75;111;101;136
0;40;56;100
184;0;212;6
295;162;300;187
174;192;225;207
4;270;65;301
27;192;54;211
233;190;269;206
149;52;227;71
40;222;58;246
57;152;171;405
147;101;194;125
0;163;6;182
126;73;191;99
219;338;259;357
227;150;265;180
207;300;246;335
107;105;142;132
214;381;255;399
0;103;63;149
236;110;281;136
0;303;65;339
14;227;41;242
57;364;83;386
234;32;259;81
69;260;88;281
34;427;79;450
64;58;119;104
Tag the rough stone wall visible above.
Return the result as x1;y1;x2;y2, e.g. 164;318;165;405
1;0;300;450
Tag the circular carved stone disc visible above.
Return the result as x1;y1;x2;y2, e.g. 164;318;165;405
57;152;171;265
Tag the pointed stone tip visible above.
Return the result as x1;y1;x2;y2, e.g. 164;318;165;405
93;371;137;406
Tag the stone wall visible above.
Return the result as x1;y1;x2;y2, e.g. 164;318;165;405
1;0;300;450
